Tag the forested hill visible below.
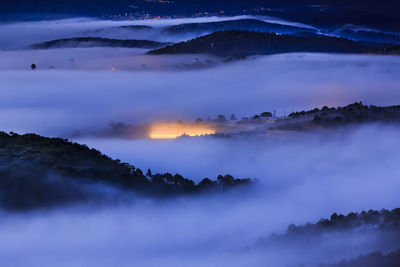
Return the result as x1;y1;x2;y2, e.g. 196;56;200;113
256;208;400;248
0;132;252;210
280;102;400;129
147;30;370;57
256;208;400;267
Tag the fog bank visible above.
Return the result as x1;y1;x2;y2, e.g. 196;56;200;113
0;53;399;136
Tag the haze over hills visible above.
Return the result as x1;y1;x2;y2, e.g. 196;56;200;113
1;4;400;266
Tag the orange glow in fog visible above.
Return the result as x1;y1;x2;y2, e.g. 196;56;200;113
149;122;216;139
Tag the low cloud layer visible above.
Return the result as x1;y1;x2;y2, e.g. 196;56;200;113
1;124;400;266
0;53;399;136
1;17;400;267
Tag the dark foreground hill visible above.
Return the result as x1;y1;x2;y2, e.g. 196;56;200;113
0;132;252;210
30;37;170;49
148;30;371;57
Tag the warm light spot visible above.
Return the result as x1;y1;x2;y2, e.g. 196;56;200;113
149;122;216;139
111;67;116;71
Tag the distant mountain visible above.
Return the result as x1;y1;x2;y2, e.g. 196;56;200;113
30;37;170;49
0;132;252;210
162;19;316;35
1;0;398;31
148;30;370;57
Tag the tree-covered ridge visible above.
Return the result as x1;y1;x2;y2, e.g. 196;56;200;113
254;208;400;267
256;208;400;248
148;30;371;57
30;37;170;49
285;102;400;127
286;208;400;235
0;132;252;210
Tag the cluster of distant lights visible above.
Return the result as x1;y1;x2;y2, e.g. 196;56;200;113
100;6;273;21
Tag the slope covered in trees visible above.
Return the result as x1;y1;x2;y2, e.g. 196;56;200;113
255;208;400;267
256;208;400;246
0;132;252;210
148;30;370;57
282;102;400;129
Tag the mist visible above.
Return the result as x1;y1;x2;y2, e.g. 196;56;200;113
0;124;399;266
1;17;400;267
0;53;399;136
0;16;316;50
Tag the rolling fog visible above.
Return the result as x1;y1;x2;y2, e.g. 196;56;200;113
1;124;400;267
0;16;315;50
0;17;400;267
0;53;400;135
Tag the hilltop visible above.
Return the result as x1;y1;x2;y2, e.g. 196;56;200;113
148;30;370;57
161;19;315;36
274;102;400;131
0;132;252;210
258;208;400;267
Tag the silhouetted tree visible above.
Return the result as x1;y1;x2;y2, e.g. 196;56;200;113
216;115;226;123
260;112;273;118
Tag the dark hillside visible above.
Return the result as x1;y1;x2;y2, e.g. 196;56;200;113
0;132;252;210
148;30;370;57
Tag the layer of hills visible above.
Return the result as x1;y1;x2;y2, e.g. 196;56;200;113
28;30;400;57
1;0;399;32
114;19;399;46
161;18;316;36
0;131;252;210
148;30;370;57
30;37;169;49
25;18;400;55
